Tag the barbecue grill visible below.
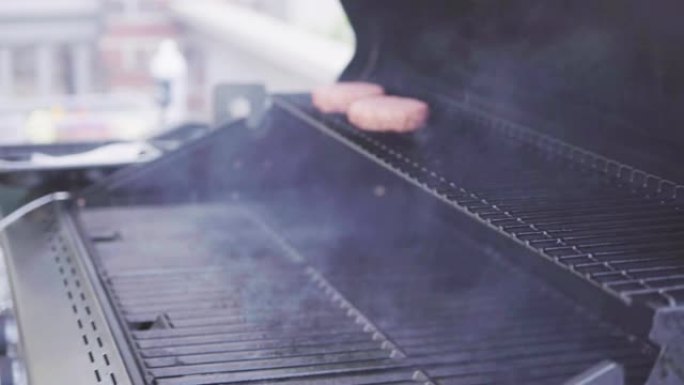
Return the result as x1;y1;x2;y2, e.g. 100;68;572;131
2;0;684;384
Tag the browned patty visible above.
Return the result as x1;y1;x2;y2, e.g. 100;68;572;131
347;96;429;132
312;82;385;114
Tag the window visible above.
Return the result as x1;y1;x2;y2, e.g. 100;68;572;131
13;46;37;97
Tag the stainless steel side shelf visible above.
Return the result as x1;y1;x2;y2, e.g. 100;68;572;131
0;198;133;385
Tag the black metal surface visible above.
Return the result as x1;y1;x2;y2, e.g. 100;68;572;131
275;94;684;312
80;203;656;385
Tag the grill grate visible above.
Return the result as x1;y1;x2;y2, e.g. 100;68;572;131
81;204;656;385
277;94;684;309
83;205;420;385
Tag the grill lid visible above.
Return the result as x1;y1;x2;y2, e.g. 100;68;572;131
340;0;684;182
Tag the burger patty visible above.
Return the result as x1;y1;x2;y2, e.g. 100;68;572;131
312;82;385;114
347;96;429;132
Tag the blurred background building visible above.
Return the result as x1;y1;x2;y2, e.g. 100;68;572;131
0;0;101;98
100;0;178;94
0;0;353;144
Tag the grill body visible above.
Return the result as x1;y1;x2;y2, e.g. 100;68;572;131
76;94;683;384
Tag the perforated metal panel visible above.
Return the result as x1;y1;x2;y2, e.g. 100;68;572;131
0;202;133;385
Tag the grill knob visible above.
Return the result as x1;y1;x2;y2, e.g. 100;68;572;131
0;358;25;385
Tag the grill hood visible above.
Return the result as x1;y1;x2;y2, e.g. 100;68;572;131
341;0;684;182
